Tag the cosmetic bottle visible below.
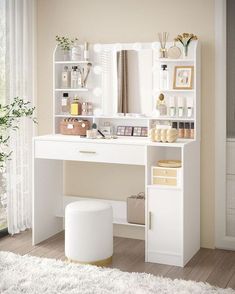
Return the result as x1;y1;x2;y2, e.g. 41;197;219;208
70;96;81;115
178;122;184;138
184;122;190;138
172;121;178;130
61;93;70;114
157;93;167;116
187;97;194;118
178;97;185;118
77;68;82;88
61;66;70;88
159;64;169;90
169;96;176;117
71;41;81;61
190;122;195;139
71;66;78;88
83;42;89;61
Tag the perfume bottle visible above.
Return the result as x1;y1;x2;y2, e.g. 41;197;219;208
61;66;70;88
70;96;81;115
157;93;167;116
159;64;169;90
61;93;70;114
71;66;78;88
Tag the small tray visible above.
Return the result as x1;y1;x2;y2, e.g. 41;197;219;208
157;160;182;168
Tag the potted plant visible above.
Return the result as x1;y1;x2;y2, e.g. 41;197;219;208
55;35;78;61
0;97;36;231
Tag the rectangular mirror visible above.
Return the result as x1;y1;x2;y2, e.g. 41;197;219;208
116;49;153;115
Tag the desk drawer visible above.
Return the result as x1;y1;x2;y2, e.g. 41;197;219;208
34;140;145;165
152;168;177;177
152;177;177;186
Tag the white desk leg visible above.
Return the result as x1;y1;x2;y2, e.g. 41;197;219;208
32;159;63;245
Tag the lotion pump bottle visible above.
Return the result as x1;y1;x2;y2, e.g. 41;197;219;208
83;42;89;61
169;96;176;117
159;64;169;90
178;96;185;118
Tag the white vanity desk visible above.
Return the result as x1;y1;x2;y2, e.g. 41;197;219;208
33;40;200;267
33;134;200;267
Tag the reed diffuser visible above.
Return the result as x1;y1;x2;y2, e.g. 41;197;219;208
158;32;169;58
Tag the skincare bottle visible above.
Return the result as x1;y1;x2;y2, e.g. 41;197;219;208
61;92;70;114
71;66;78;88
61;66;70;88
172;121;178;130
71;41;81;61
77;68;82;88
169;96;176;117
83;42;89;61
159;64;169;90
184;122;190;138
178;122;184;138
157;93;167;116
190;122;195;139
178;97;185;118
187;97;194;118
70;96;81;115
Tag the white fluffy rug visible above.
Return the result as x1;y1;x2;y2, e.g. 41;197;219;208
0;251;234;294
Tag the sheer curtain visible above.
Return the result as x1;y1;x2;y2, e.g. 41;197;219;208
6;0;36;234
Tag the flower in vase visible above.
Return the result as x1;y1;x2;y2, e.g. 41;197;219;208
174;33;198;57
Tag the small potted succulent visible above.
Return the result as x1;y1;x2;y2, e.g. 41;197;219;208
55;35;78;61
174;33;198;58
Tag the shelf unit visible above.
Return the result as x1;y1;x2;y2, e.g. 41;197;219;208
53;41;199;138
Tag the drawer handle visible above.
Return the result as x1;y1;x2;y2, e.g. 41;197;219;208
149;212;152;230
79;150;96;154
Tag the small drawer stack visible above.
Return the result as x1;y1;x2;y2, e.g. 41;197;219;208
151;166;181;187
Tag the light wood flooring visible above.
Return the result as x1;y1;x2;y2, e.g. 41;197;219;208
0;230;235;290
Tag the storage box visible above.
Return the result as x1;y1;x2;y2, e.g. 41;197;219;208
127;193;145;225
60;119;90;136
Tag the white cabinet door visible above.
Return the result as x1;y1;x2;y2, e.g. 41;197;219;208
147;188;183;266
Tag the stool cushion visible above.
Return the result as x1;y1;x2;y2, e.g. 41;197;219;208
65;200;113;264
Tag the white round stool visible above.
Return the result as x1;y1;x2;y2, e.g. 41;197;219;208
65;200;113;265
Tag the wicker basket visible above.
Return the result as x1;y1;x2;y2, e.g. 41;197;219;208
60;119;90;136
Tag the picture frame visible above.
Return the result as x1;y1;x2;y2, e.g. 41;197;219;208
173;66;194;90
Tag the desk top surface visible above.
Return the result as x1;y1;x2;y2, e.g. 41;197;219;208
34;134;195;148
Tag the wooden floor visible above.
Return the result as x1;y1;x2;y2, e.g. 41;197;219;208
1;230;235;290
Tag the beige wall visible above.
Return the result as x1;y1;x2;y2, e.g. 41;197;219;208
37;0;215;248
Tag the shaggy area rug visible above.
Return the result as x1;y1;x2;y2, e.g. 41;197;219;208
0;251;234;294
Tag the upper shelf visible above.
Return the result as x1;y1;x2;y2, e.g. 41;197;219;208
156;58;195;63
156;89;194;93
54;60;91;65
55;88;89;92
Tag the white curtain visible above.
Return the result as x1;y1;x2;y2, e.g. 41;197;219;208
6;0;36;234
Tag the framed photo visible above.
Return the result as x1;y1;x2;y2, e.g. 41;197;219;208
173;66;194;89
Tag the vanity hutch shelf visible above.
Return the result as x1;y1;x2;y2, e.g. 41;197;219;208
33;41;200;267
